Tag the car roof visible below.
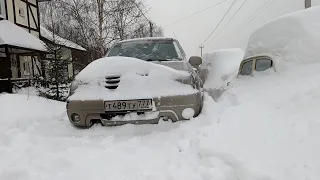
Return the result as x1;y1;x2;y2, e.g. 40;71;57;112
118;37;177;43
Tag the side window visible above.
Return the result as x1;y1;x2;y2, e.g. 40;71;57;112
173;41;183;59
255;58;272;71
240;60;253;75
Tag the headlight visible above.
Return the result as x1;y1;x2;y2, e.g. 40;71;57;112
68;82;78;97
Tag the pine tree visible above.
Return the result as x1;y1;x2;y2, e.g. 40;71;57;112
36;40;72;101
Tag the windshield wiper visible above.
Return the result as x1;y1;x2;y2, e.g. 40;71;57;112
146;59;168;62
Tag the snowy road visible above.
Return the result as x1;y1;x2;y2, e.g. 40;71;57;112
0;93;269;180
1;63;320;180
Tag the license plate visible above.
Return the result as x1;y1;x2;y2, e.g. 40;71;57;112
104;99;152;112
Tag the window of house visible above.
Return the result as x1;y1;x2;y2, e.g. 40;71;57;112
240;60;253;75
0;0;4;18
255;58;273;71
19;6;25;17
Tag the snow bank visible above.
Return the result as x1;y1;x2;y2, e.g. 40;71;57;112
212;62;320;180
69;57;197;100
202;48;244;89
244;5;320;70
0;20;46;52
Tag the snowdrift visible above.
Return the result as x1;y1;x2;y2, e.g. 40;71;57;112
201;48;244;100
244;5;320;70
69;56;197;101
202;48;244;89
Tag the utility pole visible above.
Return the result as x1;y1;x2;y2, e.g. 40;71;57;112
199;45;204;57
305;0;311;8
149;21;153;37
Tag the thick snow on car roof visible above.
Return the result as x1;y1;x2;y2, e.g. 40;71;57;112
244;5;320;70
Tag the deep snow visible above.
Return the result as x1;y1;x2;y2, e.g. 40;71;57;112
1;60;320;179
202;48;244;89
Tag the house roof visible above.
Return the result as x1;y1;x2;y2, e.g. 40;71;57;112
0;20;47;52
40;26;86;51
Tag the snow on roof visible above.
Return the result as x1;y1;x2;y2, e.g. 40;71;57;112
40;26;86;51
119;37;176;43
0;20;47;52
244;5;320;68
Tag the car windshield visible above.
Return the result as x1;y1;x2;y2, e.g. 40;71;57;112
107;40;182;61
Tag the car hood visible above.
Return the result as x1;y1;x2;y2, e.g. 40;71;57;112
69;57;197;101
75;57;190;82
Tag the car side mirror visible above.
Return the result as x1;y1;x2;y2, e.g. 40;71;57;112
189;56;202;67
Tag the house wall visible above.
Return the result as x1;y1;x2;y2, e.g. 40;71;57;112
4;0;42;80
6;0;40;37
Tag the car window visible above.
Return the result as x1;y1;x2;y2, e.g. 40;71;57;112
240;60;253;75
107;40;181;61
255;58;272;71
175;40;187;59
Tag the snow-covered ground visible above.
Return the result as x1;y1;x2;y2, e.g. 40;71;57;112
1;61;320;180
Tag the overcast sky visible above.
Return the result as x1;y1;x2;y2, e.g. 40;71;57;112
146;0;320;57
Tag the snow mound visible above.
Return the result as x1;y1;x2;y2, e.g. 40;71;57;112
214;62;320;180
202;48;244;89
70;57;197;100
244;5;320;70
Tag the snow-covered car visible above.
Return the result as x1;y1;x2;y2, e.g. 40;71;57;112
66;37;204;128
238;5;320;77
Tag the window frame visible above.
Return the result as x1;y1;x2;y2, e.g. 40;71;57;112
238;55;274;76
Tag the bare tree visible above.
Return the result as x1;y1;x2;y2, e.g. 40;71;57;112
39;0;163;61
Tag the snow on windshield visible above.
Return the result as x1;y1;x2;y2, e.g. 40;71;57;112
107;40;182;61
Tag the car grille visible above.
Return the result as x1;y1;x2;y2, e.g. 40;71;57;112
105;75;120;90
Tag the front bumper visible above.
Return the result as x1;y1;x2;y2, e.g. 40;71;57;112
66;92;203;127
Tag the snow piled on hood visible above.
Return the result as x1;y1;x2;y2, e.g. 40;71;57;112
202;48;244;89
70;56;197;100
244;5;320;70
